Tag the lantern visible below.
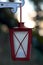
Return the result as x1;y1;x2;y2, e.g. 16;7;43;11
9;27;32;61
9;3;32;61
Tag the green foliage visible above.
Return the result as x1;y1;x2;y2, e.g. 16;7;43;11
37;34;43;44
0;8;18;28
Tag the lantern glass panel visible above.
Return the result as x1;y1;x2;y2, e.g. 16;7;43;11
13;31;28;58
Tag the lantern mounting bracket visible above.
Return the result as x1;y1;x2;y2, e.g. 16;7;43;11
0;0;25;13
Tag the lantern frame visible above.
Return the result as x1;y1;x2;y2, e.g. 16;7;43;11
9;28;32;61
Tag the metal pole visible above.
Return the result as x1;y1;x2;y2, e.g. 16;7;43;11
20;3;22;27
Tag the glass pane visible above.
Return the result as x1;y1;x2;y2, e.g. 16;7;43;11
13;31;28;58
16;46;26;58
22;34;28;55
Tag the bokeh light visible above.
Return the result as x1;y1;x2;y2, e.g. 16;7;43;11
40;2;43;10
15;0;37;28
38;29;43;36
38;21;43;28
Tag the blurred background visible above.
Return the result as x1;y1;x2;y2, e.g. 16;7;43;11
0;0;43;65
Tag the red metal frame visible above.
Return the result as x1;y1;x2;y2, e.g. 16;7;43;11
9;28;32;61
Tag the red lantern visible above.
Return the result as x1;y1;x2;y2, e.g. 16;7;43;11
9;3;32;61
9;27;32;61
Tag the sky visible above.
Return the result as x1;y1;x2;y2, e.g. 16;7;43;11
15;0;37;28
